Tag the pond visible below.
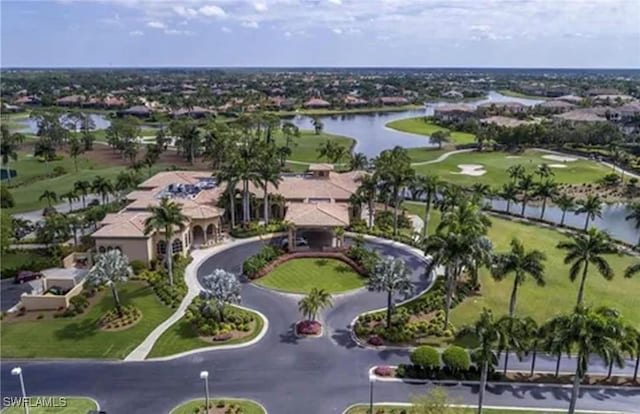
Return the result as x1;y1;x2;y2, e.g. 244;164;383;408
17;113;111;134
288;91;543;157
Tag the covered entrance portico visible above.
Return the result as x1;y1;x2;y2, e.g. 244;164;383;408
284;203;350;252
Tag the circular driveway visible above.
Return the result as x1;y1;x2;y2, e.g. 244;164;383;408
2;238;639;414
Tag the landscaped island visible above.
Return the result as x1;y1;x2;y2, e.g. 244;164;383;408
0;397;98;414
170;399;265;414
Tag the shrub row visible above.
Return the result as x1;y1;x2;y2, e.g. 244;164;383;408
396;363;502;382
139;256;190;308
230;221;287;238
242;245;284;278
184;297;255;338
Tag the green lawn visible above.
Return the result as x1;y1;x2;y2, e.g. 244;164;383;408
170;399;265;414
403;202;640;328
254;258;366;294
0;281;174;359
273;129;356;163
407;147;449;163
345;405;599;414
147;305;264;358
0;397;97;414
412;149;610;186
386;117;476;145
498;89;548;100
5;151;170;214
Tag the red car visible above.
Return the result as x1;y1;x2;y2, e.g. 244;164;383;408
14;271;43;284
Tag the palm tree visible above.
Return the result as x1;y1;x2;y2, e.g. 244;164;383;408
536;163;554;180
375;146;414;235
491;238;546;317
430;130;450;149
520;317;541;376
256;148;282;225
281;121;299;149
507;164;525;183
625;202;640;246
468;309;502;414
557;228;616;306
535;179;558;220
552;306;625;414
67;137;84;172
517;174;536;217
87;250;132;317
216;161;240;229
39;190;58;208
91;176;114;205
575;194;603;231
500;182;518;214
349;152;368;171
414;174;439;237
624;259;640;278
74;180;91;209
496;315;526;375
367;256;412;329
310;116;323;135
144;197;187;287
60;190;79;212
298;288;333;322
0;124;25;184
356;174;378;228
554;193;576;226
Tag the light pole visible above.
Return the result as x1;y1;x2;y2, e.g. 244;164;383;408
368;372;375;414
200;370;210;414
11;367;29;414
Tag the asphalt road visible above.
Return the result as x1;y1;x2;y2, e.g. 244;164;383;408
0;278;40;312
1;239;639;414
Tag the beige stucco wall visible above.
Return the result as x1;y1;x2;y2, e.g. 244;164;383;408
21;282;84;311
95;237;153;263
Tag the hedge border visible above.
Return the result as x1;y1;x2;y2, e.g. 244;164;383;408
249;251;366;280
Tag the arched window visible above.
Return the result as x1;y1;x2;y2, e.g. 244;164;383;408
206;224;214;236
157;240;166;255
172;238;183;254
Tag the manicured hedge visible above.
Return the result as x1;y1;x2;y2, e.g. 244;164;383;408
410;346;440;370
442;345;471;374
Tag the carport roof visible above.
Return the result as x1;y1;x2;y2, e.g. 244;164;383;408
285;202;350;227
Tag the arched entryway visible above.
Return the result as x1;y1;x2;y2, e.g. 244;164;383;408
192;225;205;247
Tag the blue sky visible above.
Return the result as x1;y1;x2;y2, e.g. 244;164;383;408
2;0;639;68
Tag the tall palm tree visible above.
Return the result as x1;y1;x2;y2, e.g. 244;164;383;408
256;148;282;225
355;174;378;228
575;194;603;231
67;137;84;172
281;121;299;149
375;147;414;235
367;256;413;328
520;317;541;376
557;228;616;306
144;197;187;287
491;238;546;317
500;182;518;214
91;176;114;205
74;180;91;209
552;306;625;414
541;315;570;377
507;164;525;183
536;163;554;180
0;124;25;184
468;309;502;414
517;173;536;217
236;138;262;224
414;174;439;237
39;190;58;208
496;315;526;375
624;202;640;246
535;179;558;220
298;288;333;322
216;160;240;229
60;190;79;212
554;193;576;226
349;152;368;171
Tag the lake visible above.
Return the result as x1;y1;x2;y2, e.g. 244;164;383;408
17;113;111;134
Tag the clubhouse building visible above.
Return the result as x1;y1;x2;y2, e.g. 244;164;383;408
91;165;365;264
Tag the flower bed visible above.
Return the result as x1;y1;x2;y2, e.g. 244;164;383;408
185;297;257;343
354;278;476;346
296;320;322;336
138;256;190;308
99;305;142;331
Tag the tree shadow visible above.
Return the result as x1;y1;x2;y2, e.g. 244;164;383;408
279;323;300;344
53;318;98;340
331;328;358;349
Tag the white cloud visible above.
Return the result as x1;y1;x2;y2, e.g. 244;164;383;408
146;21;166;29
254;2;267;12
173;6;198;18
332;28;342;34
284;31;292;37
242;20;259;29
328;0;342;4
164;29;194;36
199;5;226;17
221;26;232;33
129;30;144;36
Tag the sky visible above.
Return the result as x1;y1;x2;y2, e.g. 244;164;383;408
1;0;639;68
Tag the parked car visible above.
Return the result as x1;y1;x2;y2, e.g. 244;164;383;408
14;271;43;284
280;236;308;249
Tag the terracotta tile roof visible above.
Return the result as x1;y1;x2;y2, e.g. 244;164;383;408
434;104;475;113
138;171;210;189
480;116;530;128
308;163;334;171
247;171;364;201
285;202;350;227
93;212;151;238
555;109;607;123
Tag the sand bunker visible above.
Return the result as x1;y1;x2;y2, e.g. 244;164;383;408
453;164;487;176
542;154;577;162
548;164;567;169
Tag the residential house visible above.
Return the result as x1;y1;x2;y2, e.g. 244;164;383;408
433;104;476;122
477;101;527;115
554;109;608;124
304;98;331;109
441;90;464;99
344;96;368;107
480;116;531;128
55;95;85;107
379;96;409;106
536;100;577;113
117;105;151;118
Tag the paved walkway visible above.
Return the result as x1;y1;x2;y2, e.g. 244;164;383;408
410;148;474;166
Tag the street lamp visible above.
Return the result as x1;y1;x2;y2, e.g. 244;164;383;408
11;367;29;414
200;370;210;414
368;372;376;414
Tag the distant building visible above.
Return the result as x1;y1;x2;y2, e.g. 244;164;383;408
554;109;607;124
55;95;85;106
117;105;151;118
169;106;214;119
379;96;409;106
344;96;368;107
587;88;621;96
477;101;526;115
441;90;464;99
14;96;41;106
303;98;331;109
433;104;476;122
536;100;577;113
480;116;530;128
555;95;584;104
